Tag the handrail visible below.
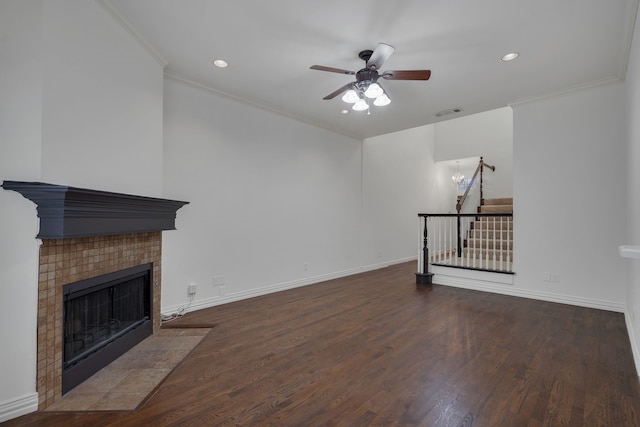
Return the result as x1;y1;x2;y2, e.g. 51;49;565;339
418;212;512;218
456;164;481;213
456;156;495;213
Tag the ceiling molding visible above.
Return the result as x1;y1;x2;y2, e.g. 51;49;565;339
95;0;169;68
164;73;363;141
508;76;623;108
619;0;640;80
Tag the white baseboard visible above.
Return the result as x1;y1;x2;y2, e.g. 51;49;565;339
431;265;624;313
624;308;640;376
162;257;417;317
0;392;38;423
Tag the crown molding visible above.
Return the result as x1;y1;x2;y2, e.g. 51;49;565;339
508;76;623;107
619;0;640;80
164;73;363;141
95;0;169;68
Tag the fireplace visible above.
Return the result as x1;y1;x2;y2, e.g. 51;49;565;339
1;181;188;409
62;263;152;394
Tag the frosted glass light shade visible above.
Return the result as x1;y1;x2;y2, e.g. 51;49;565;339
352;98;369;111
364;82;383;98
373;93;391;106
341;89;359;103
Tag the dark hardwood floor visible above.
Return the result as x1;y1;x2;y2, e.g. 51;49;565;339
7;261;640;426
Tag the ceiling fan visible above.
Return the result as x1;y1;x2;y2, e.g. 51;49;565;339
310;43;431;111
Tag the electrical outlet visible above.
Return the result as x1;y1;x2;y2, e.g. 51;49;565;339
219;285;226;296
543;272;560;283
304;262;308;271
187;283;197;295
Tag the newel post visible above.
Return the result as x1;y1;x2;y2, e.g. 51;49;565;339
416;215;434;285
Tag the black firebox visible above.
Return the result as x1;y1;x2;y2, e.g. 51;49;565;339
62;263;153;394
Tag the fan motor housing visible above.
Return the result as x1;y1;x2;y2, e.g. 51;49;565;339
356;68;379;83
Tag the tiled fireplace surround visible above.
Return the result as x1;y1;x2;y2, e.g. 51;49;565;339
37;232;162;409
1;181;188;411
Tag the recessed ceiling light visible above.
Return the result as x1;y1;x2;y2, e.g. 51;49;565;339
213;59;228;68
340;109;350;115
501;52;519;62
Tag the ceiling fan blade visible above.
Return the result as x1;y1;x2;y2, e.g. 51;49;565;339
366;43;395;70
310;65;356;75
323;83;353;100
381;70;431;80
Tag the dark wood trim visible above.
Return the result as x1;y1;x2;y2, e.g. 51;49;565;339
1;181;189;238
418;212;513;218
431;262;516;275
415;272;434;284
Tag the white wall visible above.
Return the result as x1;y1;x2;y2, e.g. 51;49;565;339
161;78;363;312
362;125;450;267
0;0;164;420
624;1;640;372
40;0;164;196
434;107;513;198
512;82;627;310
0;0;43;417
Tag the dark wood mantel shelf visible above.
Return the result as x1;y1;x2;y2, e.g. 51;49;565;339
2;181;189;239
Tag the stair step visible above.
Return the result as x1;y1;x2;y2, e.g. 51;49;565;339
468;230;512;239
473;219;513;230
465;239;513;250
461;248;513;260
479;204;513;213
483;197;513;206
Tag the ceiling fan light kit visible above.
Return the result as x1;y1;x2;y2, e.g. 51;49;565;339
364;82;384;98
310;43;431;113
341;88;359;103
373;93;391;106
352;98;370;111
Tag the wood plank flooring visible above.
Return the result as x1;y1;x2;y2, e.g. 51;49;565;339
6;261;640;426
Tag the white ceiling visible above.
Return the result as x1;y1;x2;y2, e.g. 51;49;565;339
105;0;638;140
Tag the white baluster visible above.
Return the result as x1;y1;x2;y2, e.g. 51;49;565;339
447;216;453;264
493;216;496;270
465;217;470;267
427;217;432;265
509;217;512;269
471;217;475;268
438;218;442;263
480;216;483;269
499;216;504;271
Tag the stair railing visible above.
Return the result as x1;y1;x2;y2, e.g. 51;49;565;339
456;156;496;213
454;157;496;257
417;212;514;276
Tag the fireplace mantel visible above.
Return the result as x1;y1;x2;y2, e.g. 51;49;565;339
2;181;189;239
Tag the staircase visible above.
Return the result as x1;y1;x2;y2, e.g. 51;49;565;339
417;158;513;279
462;197;513;269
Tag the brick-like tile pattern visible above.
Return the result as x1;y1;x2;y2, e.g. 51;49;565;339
37;232;162;410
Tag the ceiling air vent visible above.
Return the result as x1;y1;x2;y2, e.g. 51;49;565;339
435;107;463;117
